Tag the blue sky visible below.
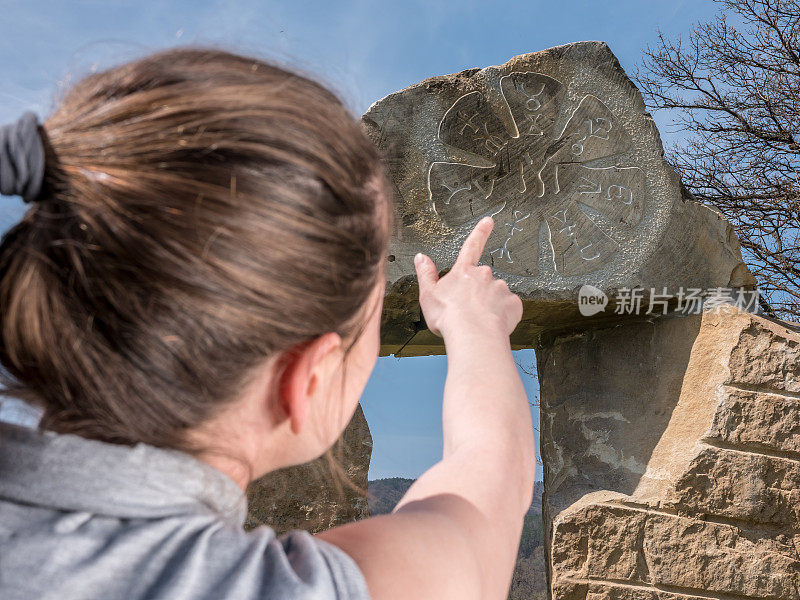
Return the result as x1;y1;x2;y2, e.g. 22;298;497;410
0;0;721;480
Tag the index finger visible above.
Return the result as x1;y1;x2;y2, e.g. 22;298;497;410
453;216;494;269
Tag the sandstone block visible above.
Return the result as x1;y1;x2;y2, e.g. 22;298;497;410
551;581;697;600
673;447;800;529
727;317;800;394
707;388;800;454
552;502;800;599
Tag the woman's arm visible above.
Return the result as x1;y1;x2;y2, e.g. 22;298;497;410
317;216;535;600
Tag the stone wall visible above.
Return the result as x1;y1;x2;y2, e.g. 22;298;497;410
541;304;800;599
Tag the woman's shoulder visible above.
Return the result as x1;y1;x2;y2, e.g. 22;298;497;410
122;514;373;599
0;498;370;600
204;520;372;599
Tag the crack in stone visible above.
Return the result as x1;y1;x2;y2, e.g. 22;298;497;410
700;436;800;464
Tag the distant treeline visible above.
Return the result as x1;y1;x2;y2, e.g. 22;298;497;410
367;478;543;515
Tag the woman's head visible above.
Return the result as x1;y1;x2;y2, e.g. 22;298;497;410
0;45;392;480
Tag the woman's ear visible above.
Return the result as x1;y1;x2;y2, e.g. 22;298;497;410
278;333;342;435
277;341;312;435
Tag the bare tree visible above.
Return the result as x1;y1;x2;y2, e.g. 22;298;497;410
634;0;800;321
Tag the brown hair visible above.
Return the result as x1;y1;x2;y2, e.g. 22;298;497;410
0;46;392;470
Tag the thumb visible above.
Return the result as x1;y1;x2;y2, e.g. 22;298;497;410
414;253;439;294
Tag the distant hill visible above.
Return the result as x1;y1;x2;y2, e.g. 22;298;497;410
367;477;415;515
368;478;544;516
367;478;546;599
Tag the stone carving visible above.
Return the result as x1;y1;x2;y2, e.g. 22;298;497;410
429;75;644;277
365;42;755;356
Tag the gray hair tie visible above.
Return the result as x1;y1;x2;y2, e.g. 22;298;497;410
0;111;46;203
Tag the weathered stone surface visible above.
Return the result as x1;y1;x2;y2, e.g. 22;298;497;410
538;311;703;519
244;404;371;535
728;317;800;394
552;502;800;599
551;581;696;600
367;42;755;357
673;447;800;529
707;388;800;454
543;304;800;599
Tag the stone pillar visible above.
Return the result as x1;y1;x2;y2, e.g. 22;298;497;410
539;303;800;599
364;41;800;600
244;404;372;535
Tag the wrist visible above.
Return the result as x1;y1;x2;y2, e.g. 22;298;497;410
442;322;513;362
440;314;508;342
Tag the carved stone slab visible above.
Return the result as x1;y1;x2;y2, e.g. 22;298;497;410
364;42;755;355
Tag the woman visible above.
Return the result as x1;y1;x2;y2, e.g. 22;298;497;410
0;45;535;599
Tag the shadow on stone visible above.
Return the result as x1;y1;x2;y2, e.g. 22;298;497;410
537;312;702;591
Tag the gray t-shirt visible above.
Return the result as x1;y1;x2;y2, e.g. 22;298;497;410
0;420;371;599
